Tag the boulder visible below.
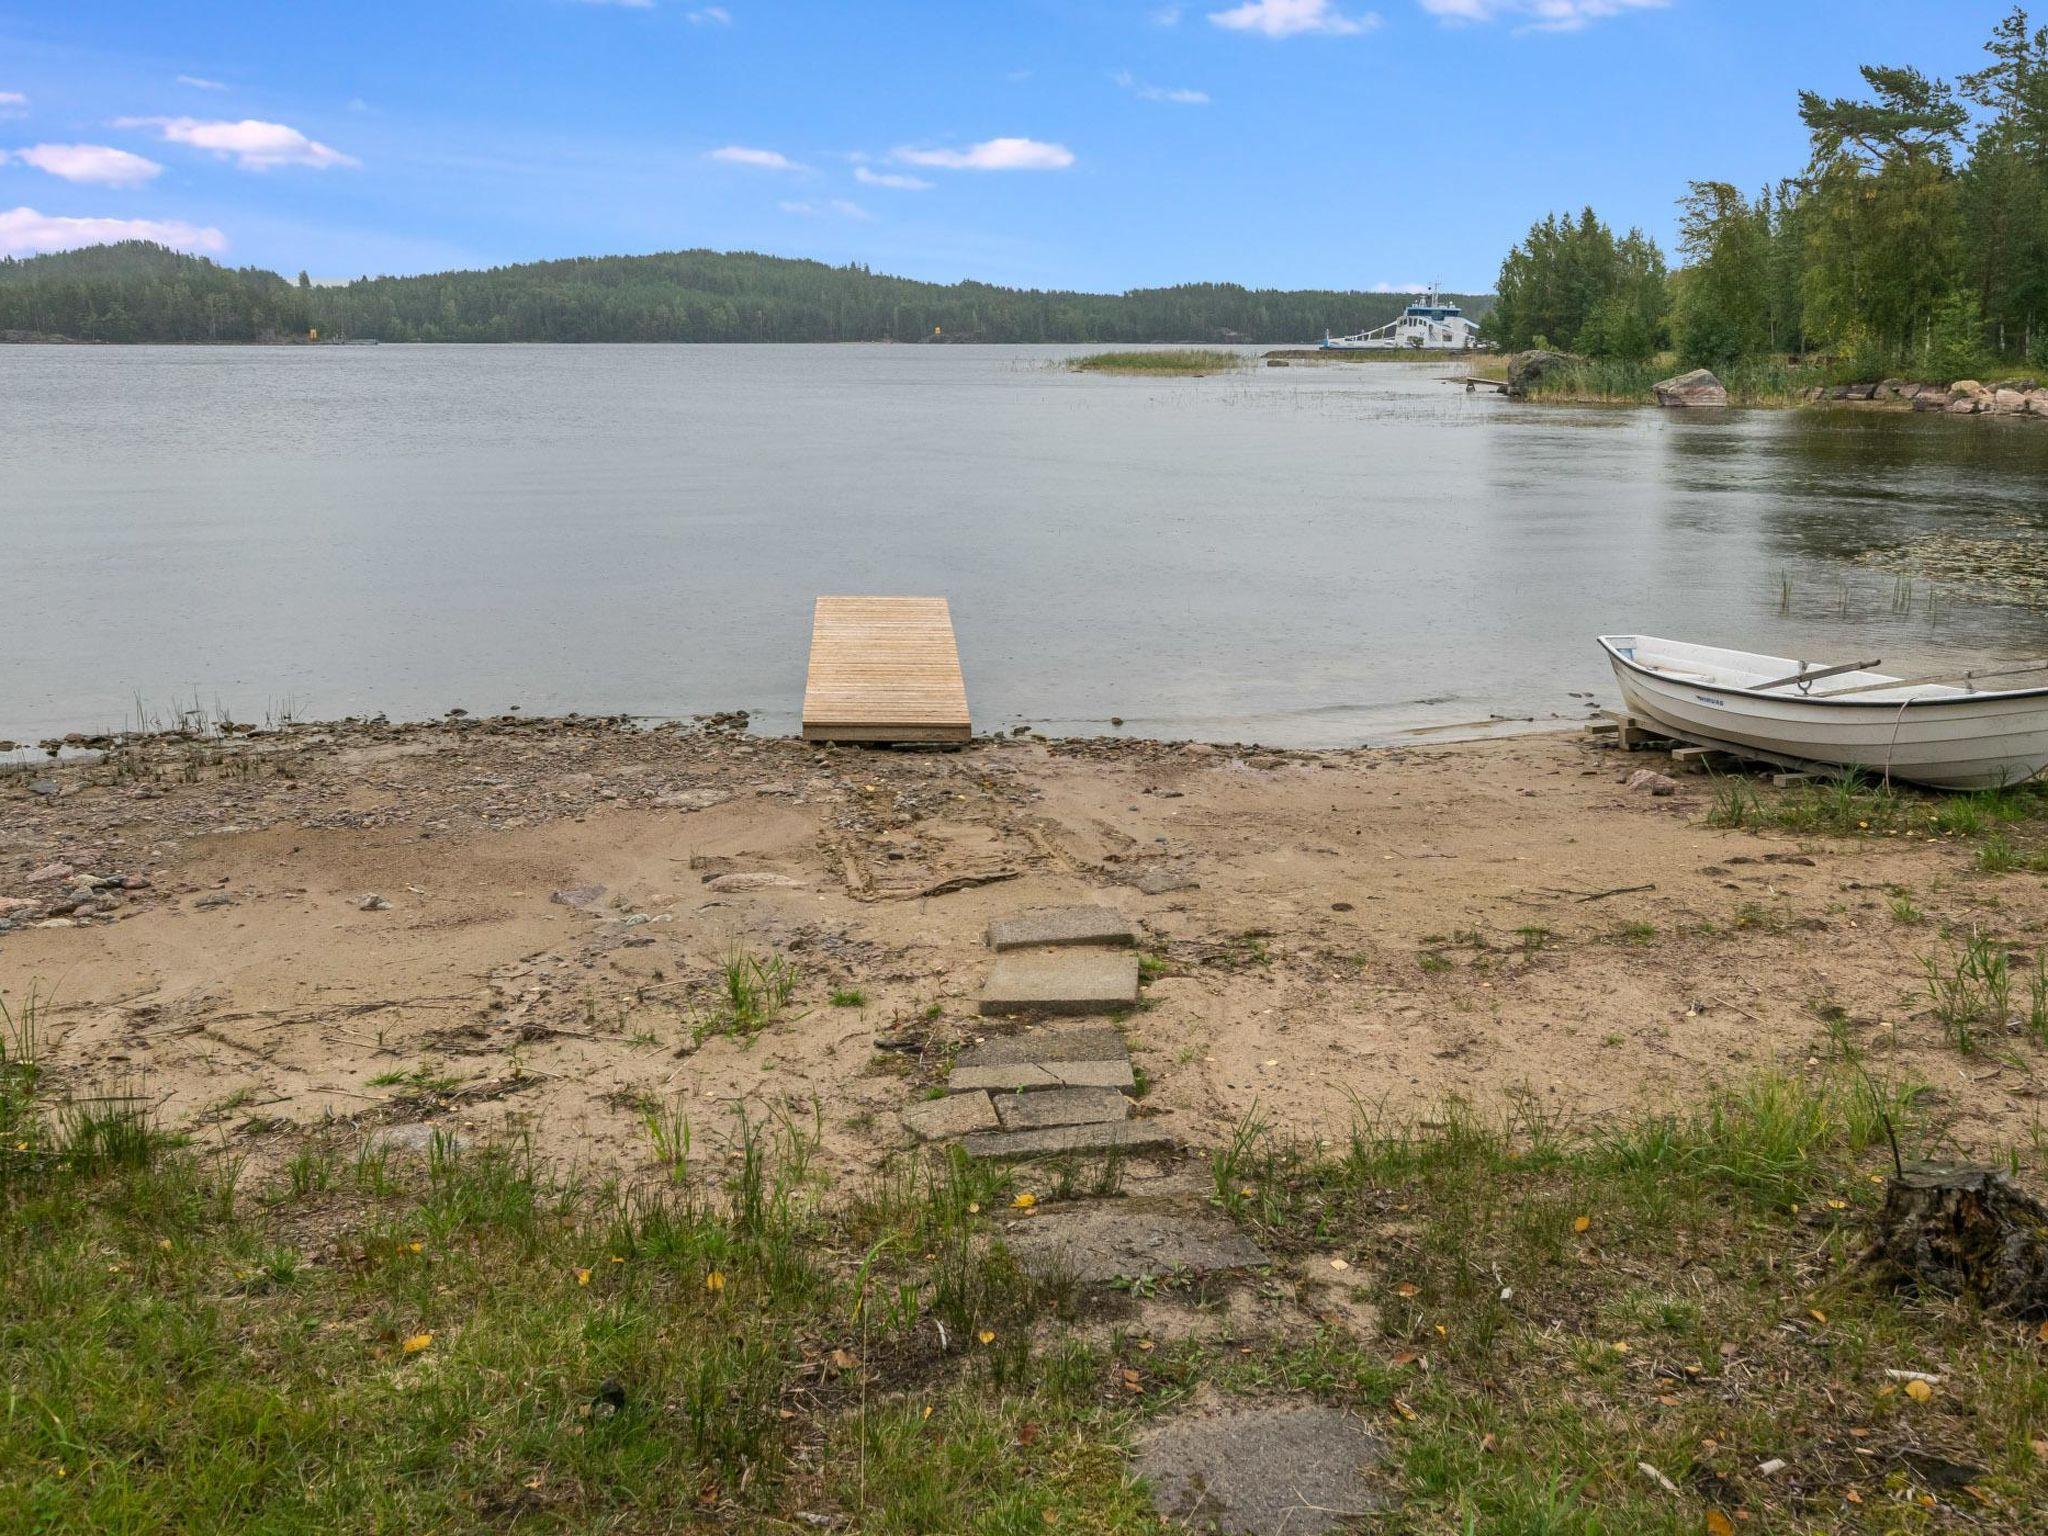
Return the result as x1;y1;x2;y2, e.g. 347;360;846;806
1947;397;1982;415
1913;389;1954;412
1504;349;1581;397
1993;388;2030;413
1876;378;1908;400
1843;381;1878;401
1951;379;1989;399
2028;390;2048;416
1652;368;1728;407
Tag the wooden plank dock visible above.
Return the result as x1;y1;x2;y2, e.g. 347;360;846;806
801;596;972;744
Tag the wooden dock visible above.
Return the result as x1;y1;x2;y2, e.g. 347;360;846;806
801;596;972;745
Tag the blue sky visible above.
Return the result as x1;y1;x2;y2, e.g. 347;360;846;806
0;1;2024;291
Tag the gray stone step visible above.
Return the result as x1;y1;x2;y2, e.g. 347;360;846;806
993;1086;1131;1131
955;1026;1127;1069
899;1090;998;1141
979;948;1139;1017
948;1059;1135;1095
960;1118;1171;1161
1001;1205;1267;1281
1135;1402;1385;1536
987;905;1135;951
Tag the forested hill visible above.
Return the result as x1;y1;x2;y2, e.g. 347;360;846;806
0;242;1492;345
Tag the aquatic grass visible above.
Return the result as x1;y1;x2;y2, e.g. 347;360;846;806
1067;349;1244;376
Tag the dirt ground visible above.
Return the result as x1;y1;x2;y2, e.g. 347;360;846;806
4;715;2045;1181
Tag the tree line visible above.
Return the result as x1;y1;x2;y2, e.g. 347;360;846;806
1487;5;2048;377
0;241;1488;346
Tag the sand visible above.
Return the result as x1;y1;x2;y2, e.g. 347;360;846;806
4;715;2043;1180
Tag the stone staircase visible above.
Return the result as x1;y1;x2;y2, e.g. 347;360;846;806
901;904;1163;1161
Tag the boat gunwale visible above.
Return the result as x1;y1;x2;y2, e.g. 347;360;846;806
1598;635;2048;711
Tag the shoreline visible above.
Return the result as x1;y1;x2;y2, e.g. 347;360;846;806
6;709;2046;1186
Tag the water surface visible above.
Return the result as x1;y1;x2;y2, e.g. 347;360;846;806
5;345;2047;745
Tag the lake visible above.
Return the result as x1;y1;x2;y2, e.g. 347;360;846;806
5;344;2048;747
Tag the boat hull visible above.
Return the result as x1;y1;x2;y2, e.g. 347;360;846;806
1603;642;2048;791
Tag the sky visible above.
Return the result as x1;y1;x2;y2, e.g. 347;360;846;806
0;1;2027;292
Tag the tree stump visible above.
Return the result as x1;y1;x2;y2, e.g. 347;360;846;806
1864;1164;2048;1317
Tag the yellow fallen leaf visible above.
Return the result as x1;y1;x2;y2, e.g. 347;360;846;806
1827;1199;1848;1210
922;1404;933;1421
1239;1185;1255;1198
1012;1192;1036;1209
157;1237;172;1250
1905;1378;1933;1402
401;1332;432;1354
575;1268;591;1286
1573;1215;1591;1233
1396;1282;1420;1298
2038;1319;2048;1343
1612;1341;1631;1354
979;1330;996;1345
1706;1510;1735;1536
1329;1257;1350;1272
705;1271;726;1292
967;1202;980;1215
1810;1309;1827;1325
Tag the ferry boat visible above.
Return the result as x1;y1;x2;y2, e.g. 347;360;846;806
1320;286;1484;351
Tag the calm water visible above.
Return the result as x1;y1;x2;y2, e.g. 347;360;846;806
6;345;2048;746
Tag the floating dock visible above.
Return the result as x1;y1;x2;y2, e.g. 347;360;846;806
801;596;972;744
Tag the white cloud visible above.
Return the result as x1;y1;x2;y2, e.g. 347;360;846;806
0;205;226;257
176;74;227;91
893;137;1074;171
1114;69;1210;105
114;116;358;170
1208;0;1380;36
8;144;163;187
1151;5;1184;23
1419;0;1665;29
0;92;26;119
854;165;932;190
707;144;806;171
1371;280;1427;292
688;5;732;22
779;198;873;221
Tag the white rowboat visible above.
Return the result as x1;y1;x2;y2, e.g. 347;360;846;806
1599;635;2048;791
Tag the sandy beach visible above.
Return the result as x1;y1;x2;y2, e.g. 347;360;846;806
6;716;2041;1183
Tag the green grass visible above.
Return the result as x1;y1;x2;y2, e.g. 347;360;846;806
829;987;867;1009
691;945;804;1045
1481;350;1830;406
1068;349;1244;376
1705;767;2048;849
6;969;2045;1532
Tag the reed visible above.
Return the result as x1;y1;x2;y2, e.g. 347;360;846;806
1067;349;1244;376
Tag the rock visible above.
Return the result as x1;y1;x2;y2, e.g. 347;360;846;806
986;906;1135;952
1912;390;1954;411
1180;742;1216;757
993;1086;1132;1131
1504;348;1581;397
549;883;606;909
980;948;1140;1016
25;863;72;884
1951;379;1988;399
27;780;59;797
1133;1400;1385;1536
1947;397;1981;415
1843;381;1878;401
0;897;37;917
1128;864;1199;895
654;788;733;812
1876;378;1907;399
960;1118;1172;1161
2029;390;2048;415
358;893;392;911
193;892;235;910
704;872;806;893
1994;387;2030;413
900;1091;1000;1141
1004;1205;1268;1282
1625;769;1679;797
1652;368;1729;407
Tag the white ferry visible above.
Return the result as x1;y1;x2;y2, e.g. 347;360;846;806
1320;287;1484;351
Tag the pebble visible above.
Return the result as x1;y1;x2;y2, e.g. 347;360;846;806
26;863;73;884
358;893;393;911
1625;768;1680;797
28;779;60;797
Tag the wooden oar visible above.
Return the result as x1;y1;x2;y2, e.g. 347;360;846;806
1810;660;2048;700
1752;658;1882;692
